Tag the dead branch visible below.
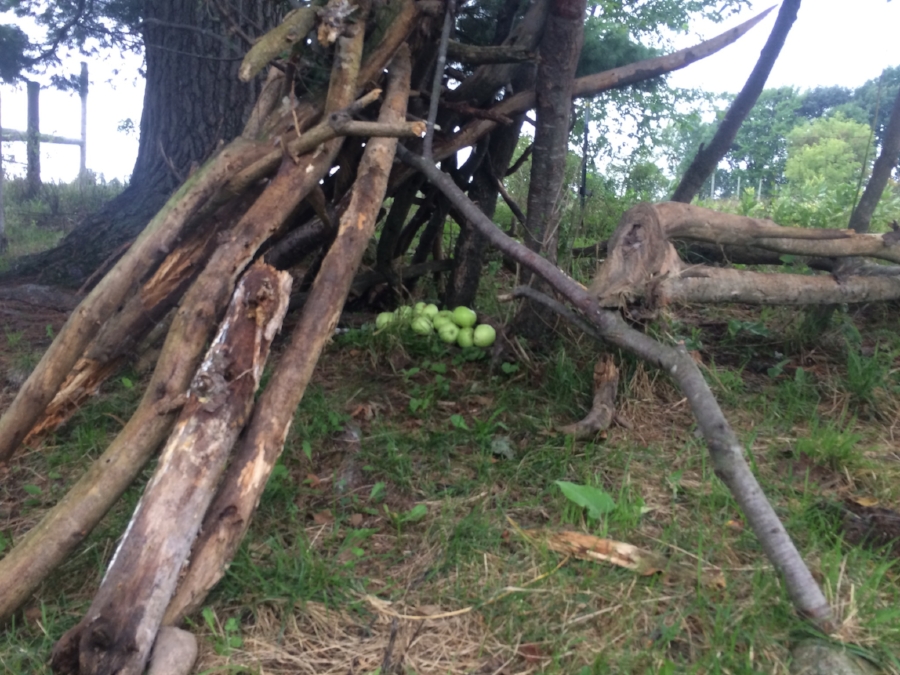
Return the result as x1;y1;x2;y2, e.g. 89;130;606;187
238;7;318;82
0;24;365;627
671;0;799;203
0;140;267;465
499;284;601;341
437;6;775;162
163;45;411;625
659;201;900;263
656;267;900;305
446;41;535;65
22;194;253;448
423;0;453;159
398;143;834;632
50;262;290;675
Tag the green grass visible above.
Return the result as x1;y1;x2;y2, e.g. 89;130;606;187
2;299;899;673
0;173;125;270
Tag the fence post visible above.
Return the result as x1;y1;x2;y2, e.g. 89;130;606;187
0;88;7;253
26;80;41;197
80;62;88;177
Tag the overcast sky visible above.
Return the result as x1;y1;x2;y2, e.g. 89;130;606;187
2;0;898;183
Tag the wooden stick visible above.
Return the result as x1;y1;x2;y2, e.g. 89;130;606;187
163;43;411;627
50;262;291;675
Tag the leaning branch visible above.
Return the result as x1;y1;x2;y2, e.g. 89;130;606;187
437;5;775;161
0;141;265;465
397;144;834;632
847;85;900;233
671;0;798;203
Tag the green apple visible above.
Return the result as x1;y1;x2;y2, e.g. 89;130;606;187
414;301;426;314
452;306;477;328
375;312;394;329
423;303;439;318
456;326;474;348
473;324;496;347
438;323;460;344
411;316;433;335
432;315;452;331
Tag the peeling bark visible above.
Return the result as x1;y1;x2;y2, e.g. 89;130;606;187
0;141;264;466
50;262;291;675
163;46;411;625
22;194;254;448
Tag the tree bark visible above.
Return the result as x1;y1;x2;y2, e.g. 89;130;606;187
2;0;274;288
445;119;525;307
0;21;365;624
671;0;800;203
21;193;254;448
0;142;262;466
513;0;585;341
847;85;900;233
49;263;291;675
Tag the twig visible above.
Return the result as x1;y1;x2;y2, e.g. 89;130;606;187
423;0;454;159
498;285;600;341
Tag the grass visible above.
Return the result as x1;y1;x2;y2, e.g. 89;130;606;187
5;303;900;674
1;223;899;672
0;173;125;269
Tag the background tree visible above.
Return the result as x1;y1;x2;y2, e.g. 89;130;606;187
784;113;874;187
0;0;278;287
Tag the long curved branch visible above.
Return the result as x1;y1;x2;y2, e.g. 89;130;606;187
397;143;834;632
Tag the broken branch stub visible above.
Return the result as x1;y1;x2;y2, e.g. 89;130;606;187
558;357;619;439
50;262;291;675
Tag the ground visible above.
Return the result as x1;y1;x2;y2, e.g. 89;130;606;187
1;276;899;674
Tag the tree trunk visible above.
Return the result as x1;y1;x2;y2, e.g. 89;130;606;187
2;0;272;288
847;84;900;233
513;0;585;343
445;114;526;307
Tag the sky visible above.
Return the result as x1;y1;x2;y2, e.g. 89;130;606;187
1;0;898;184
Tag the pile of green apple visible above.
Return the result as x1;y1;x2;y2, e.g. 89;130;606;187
375;302;496;348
